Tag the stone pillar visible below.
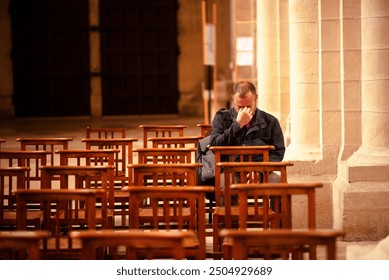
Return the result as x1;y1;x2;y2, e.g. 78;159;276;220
0;0;13;118
257;0;280;118
334;0;389;241
320;0;341;173
257;0;290;137
285;0;321;162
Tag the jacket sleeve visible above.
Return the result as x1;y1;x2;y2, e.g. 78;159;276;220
269;118;285;162
210;110;243;146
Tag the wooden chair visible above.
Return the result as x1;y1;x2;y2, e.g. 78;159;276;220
219;229;345;260
81;138;137;185
149;136;202;149
126;186;213;259
85;126;126;139
40;165;115;229
16;137;73;166
81;138;138;226
128;163;201;187
210;145;275;207
15;188;103;259
139;124;187;148
0;150;51;189
134;147;196;164
196;124;212;137
56;149;120;225
70;229;194;260
221;182;323;259
0;230;51;260
212;161;294;257
0;167;42;230
0;139;5;150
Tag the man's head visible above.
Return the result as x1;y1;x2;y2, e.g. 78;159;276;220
232;81;258;113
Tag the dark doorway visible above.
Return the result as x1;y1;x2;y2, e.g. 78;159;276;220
100;0;179;115
10;0;90;117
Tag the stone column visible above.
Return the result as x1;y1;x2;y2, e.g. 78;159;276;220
257;0;280;118
285;0;321;162
257;0;290;137
334;0;389;241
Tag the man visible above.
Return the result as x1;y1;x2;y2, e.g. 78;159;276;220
210;81;285;200
210;80;285;162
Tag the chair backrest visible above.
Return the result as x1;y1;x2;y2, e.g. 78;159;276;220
0;167;30;226
85;127;126;139
56;149;118;209
0;139;5;150
149;136;202;149
127;163;201;187
81;138;138;187
15;188;103;259
230;182;323;230
0;150;51;189
127;186;213;259
219;229;345;260
40;165;115;219
196;124;212;137
210;146;275;206
139;125;187;148
217;161;294;228
71;229;194;260
0;231;51;260
134;147;196;164
16;137;73;166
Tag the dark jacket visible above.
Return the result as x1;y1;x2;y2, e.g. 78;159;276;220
210;107;285;162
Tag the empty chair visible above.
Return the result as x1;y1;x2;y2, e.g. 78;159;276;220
128;163;201;187
212;161;294;257
149;136;203;149
134;147;196;164
71;229;194;260
139;124;187;148
15;188;104;259
56;149;121;225
221;182;323;259
85;126;126;139
126;186;213;259
0;230;51;260
0;167;42;230
81;137;138;226
16;137;73;166
219;229;345;260
196;124;212;137
0;150;51;189
40;165;115;229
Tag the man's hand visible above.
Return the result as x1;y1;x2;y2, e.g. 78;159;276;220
236;107;254;128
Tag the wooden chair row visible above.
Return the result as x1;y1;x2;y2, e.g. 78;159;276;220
1;227;344;260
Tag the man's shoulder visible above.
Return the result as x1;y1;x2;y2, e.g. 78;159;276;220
257;109;279;122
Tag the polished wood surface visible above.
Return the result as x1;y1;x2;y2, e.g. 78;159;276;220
15;188;104;259
0;230;51;260
139;124;187;148
71;229;194;259
126;186;213;259
219;229;345;260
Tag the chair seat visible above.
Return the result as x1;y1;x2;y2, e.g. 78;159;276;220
138;207;192;221
213;206;276;219
57;209;114;227
1;210;43;227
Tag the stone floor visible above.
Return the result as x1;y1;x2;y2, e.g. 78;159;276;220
0;114;382;260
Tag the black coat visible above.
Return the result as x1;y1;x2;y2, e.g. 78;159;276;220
210;107;285;162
